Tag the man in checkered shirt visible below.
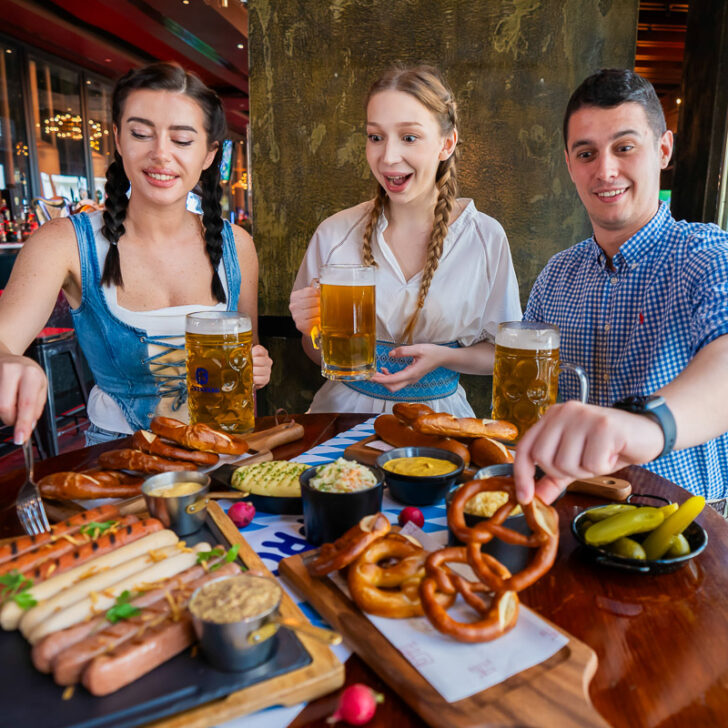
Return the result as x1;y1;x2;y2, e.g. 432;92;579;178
513;69;728;516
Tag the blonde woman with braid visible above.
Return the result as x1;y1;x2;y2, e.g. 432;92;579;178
290;66;521;416
0;62;272;446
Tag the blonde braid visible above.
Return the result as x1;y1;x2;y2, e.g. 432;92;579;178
361;186;386;266
400;155;458;343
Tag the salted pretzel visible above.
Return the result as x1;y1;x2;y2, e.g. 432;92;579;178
449;477;559;592
413;412;518;442
97;449;191;474
307;513;391;577
150;416;249;455
38;471;144;500
347;533;455;618
392;402;436;427
131;430;219;466
419;546;519;643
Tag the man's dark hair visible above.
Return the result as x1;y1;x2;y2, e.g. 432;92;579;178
563;68;666;147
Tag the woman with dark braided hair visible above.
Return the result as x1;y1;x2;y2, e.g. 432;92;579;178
290;65;520;416
0;62;271;445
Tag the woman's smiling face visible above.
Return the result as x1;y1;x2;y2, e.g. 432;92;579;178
365;89;455;206
114;89;217;206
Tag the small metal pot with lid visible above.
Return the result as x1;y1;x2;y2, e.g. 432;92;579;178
142;471;210;536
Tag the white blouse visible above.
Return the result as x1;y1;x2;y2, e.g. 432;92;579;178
292;198;522;417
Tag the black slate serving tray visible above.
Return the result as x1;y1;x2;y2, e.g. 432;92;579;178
0;518;312;728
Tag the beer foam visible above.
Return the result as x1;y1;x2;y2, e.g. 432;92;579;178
186;311;251;334
495;324;560;350
320;264;375;286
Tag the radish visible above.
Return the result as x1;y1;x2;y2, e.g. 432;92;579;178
228;501;255;528
327;683;384;725
398;506;424;528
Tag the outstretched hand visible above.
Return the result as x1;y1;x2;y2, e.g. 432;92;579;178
369;343;446;393
0;353;47;445
513;400;665;505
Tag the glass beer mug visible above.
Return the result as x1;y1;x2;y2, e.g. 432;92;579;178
312;264;376;381
185;311;254;434
491;321;588;438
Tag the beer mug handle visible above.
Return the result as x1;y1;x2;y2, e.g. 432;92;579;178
309;277;321;350
560;362;589;403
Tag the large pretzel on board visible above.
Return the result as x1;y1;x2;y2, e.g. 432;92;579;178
150;417;248;455
307;513;391;577
419;546;519;643
448;477;559;592
347;533;455;619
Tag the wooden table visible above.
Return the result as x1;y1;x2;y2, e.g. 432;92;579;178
2;412;727;728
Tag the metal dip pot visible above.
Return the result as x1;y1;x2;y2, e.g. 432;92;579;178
141;471;211;536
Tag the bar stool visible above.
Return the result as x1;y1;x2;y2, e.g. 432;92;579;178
25;295;90;459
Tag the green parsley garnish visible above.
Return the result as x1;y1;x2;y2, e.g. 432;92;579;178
105;590;141;624
196;547;225;564
196;544;243;571
79;520;119;539
210;544;241;572
0;570;37;610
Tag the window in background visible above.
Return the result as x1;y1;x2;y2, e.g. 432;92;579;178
85;77;113;204
0;44;32;216
29;57;86;203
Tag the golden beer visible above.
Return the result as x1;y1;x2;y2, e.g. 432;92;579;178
185;312;254;434
319;265;376;381
491;322;561;439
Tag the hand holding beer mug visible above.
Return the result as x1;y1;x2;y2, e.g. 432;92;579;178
311;264;376;381
492;321;588;438
185;311;254;434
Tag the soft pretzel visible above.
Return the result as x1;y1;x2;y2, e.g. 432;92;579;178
131;430;219;466
150;416;249;455
469;436;513;468
392;402;436;427
449;477;559;592
412;412;518;442
307;513;391;577
347;533;454;619
419;546;519;643
97;449;191;474
38;471;144;500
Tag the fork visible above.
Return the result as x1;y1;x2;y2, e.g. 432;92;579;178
15;439;51;535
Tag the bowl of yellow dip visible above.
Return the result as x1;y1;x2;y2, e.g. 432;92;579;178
376;447;464;506
141;471;210;536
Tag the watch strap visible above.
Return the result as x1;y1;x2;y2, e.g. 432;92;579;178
612;395;676;459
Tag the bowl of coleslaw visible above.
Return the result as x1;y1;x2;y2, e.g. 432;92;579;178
300;457;384;545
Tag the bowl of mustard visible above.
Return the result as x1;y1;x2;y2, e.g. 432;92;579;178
142;470;210;535
376;446;464;505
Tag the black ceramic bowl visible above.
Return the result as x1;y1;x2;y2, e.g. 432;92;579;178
245;492;302;516
376;447;464;506
300;461;384;546
571;505;708;574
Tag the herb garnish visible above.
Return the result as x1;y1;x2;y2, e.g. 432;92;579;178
0;570;37;610
105;590;141;624
79;520;119;539
195;544;242;571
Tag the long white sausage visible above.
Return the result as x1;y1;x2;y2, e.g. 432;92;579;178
0;530;178;631
19;543;183;638
27;543;212;644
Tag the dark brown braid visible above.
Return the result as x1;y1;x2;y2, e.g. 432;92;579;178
363;65;460;343
100;151;129;287
99;62;227;302
361;186;386;267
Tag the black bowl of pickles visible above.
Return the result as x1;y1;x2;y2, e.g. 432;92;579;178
571;495;708;574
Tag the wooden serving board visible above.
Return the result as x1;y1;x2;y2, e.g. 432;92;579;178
345;435;632;501
146;501;344;727
279;551;610;728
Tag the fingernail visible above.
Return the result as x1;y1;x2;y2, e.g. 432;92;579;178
14;431;26;446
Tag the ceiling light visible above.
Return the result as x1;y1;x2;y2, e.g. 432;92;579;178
237;43;244;49
676;97;682;105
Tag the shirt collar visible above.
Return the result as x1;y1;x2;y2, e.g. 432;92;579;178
589;201;671;271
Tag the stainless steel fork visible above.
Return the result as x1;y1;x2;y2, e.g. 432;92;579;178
14;439;50;535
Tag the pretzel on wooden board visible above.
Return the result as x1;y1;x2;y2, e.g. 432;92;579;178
469;436;513;468
38;471;144;500
307;513;391;577
448;477;559;592
347;533;455;619
97;449;191;474
419;546;519;643
150;416;249;455
131;430;219;466
413;412;518;442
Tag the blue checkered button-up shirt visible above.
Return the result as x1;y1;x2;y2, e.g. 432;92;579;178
525;203;728;498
